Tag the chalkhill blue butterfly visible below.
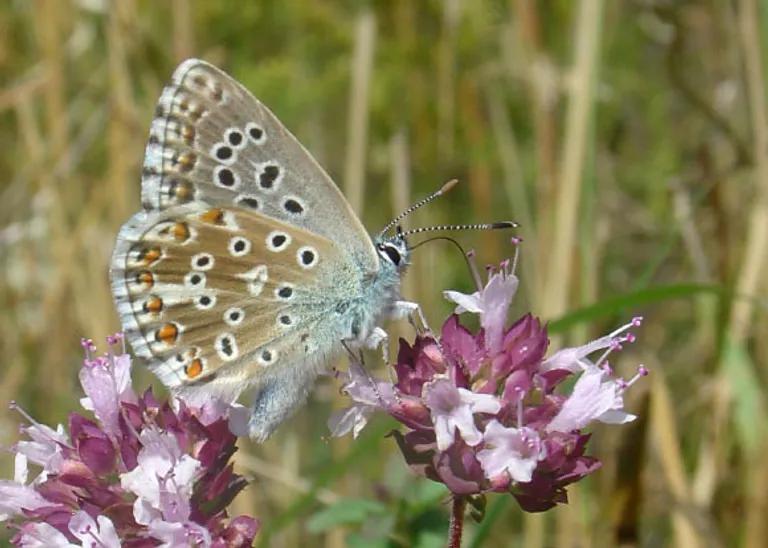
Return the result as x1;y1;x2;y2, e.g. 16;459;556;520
110;59;515;440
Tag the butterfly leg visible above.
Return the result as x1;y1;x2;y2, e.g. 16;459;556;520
392;300;449;359
364;326;390;365
393;300;432;336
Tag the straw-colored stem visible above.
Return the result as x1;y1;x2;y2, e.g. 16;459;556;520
343;9;376;216
437;0;460;161
541;0;603;321
735;3;768;543
650;371;702;548
510;0;558;299
730;0;768;343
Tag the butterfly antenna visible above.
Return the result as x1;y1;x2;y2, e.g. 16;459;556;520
377;179;459;238
396;221;519;239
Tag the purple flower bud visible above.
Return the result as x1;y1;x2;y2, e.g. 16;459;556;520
69;414;116;475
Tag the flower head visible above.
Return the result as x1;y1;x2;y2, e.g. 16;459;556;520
332;247;647;512
2;335;259;546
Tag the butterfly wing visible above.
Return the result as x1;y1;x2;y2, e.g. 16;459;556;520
141;58;378;272
111;204;358;404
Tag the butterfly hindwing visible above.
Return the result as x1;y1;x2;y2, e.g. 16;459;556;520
111;203;357;396
141;58;377;272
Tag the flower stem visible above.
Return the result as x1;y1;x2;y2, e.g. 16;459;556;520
448;495;466;548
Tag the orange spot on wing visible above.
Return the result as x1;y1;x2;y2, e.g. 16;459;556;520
176;152;197;172
172;222;190;242
135;270;154;288
169;179;194;201
140;247;162;265
185;358;203;379
155;323;179;344
143;296;163;314
200;208;225;225
181;125;195;144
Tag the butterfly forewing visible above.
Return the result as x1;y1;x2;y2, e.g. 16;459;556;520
142;58;377;272
111;203;355;394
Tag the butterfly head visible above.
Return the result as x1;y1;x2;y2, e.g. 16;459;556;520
374;227;410;273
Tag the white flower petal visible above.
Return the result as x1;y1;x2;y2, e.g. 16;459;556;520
443;290;483;314
477;421;544;483
546;366;632;433
16;522;76;547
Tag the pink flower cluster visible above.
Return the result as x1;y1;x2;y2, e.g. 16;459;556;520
330;257;647;512
0;335;258;547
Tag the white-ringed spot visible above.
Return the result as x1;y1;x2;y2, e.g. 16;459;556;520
191;253;214;271
266;231;291;252
210;142;237;165
275;284;294;301
224;128;246;150
184;271;206;288
257;348;277;367
215;333;239;361
253;161;283;191
277;314;293;328
214;165;241;189
228;236;251;257
194;292;216;310
245;122;266;145
224;307;245;326
235;194;260;210
283;196;306;216
297;246;318;269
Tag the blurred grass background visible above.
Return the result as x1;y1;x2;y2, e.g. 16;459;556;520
1;0;768;546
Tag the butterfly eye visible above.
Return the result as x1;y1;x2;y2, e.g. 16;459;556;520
378;244;402;266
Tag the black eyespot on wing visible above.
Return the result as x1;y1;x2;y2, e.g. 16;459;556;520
227;130;243;146
221;337;234;356
278;286;293;299
301;250;315;266
215;145;233;161
279;315;292;325
259;165;280;188
284;199;304;214
237;196;259;209
249;126;264;141
272;234;286;247
217;168;235;187
234;239;246;253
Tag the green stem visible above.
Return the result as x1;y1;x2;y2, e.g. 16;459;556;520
448;495;466;548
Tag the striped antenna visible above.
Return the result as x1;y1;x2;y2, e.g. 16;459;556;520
378;179;459;238
395;221;519;239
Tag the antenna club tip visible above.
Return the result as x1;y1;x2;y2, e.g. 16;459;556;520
492;221;519;229
439;179;459;194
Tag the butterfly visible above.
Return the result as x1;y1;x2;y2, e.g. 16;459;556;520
110;59;515;441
